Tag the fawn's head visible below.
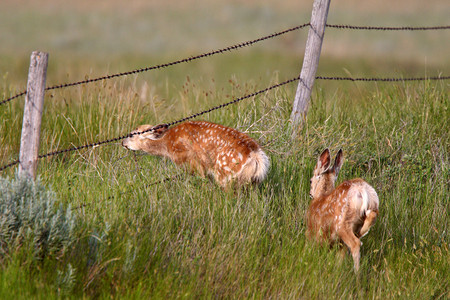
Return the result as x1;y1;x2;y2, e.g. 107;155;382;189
122;124;169;151
309;149;344;199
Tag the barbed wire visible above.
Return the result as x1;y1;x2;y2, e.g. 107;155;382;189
326;24;450;31
2;73;450;172
0;75;303;172
0;91;27;106
0;160;20;172
316;75;450;82
0;23;311;107
1;23;449;107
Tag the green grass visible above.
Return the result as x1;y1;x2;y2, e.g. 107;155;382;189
1;70;448;298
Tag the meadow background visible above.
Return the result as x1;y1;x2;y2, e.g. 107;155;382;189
0;0;449;298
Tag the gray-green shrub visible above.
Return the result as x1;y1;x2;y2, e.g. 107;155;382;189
0;174;77;260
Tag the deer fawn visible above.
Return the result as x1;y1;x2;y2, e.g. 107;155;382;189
122;121;269;188
306;149;379;271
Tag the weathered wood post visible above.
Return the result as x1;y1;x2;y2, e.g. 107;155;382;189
290;0;331;135
18;51;49;180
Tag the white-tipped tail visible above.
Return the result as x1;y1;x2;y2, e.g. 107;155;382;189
238;149;270;184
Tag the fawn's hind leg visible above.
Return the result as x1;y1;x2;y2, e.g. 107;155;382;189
338;226;361;271
358;209;378;238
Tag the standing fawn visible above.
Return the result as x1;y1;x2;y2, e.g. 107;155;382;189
122;121;269;188
307;149;379;271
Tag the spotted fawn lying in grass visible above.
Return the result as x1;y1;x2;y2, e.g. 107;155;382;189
122;121;269;188
306;149;379;271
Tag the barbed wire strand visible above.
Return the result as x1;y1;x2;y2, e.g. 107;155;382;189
0;160;20;172
316;75;450;82
327;24;450;30
0;76;303;171
2;74;450;172
0;23;310;107
2;23;449;107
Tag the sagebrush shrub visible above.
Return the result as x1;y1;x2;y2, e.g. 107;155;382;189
0;174;77;260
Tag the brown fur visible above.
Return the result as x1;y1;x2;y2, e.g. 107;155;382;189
122;121;269;187
306;149;379;271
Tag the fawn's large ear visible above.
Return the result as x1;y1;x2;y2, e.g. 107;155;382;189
315;148;331;174
332;149;344;176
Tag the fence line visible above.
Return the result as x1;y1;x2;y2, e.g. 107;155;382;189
326;24;450;31
316;75;450;82
0;23;311;107
1;22;450;172
0;76;304;172
1;75;305;172
0;160;20;172
2;73;450;172
1;23;449;107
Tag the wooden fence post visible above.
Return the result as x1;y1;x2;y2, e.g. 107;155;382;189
18;51;49;180
290;0;331;134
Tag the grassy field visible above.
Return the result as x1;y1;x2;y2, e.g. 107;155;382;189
1;0;449;298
